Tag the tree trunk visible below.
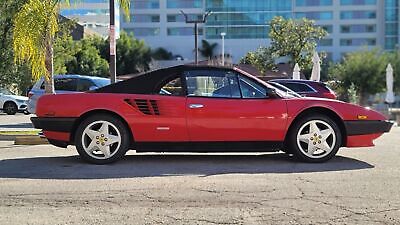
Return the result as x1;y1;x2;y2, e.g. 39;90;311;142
358;91;369;106
44;38;55;94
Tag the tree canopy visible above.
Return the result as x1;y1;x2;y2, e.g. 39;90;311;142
269;16;328;70
328;48;388;105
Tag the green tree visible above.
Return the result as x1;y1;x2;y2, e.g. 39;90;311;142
12;0;130;93
66;38;109;76
269;16;327;70
239;47;275;74
199;40;218;59
151;47;174;60
328;48;387;105
0;0;32;94
106;32;151;75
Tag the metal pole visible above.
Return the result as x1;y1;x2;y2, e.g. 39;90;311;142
221;33;225;66
194;22;198;65
109;0;116;83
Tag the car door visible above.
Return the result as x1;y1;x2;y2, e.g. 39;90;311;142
185;69;288;142
124;74;189;142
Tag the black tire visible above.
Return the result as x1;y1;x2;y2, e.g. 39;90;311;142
4;102;18;115
75;114;131;164
286;114;342;163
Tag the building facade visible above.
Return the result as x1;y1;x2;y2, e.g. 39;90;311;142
65;0;399;62
60;0;120;37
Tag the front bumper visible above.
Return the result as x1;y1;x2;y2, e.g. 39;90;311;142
344;120;393;136
31;117;77;133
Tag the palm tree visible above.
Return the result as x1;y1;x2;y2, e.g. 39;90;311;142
13;0;130;93
199;40;218;60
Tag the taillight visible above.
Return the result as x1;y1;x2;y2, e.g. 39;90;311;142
28;92;33;99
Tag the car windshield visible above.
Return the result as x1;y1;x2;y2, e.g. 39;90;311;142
0;88;15;95
93;78;111;88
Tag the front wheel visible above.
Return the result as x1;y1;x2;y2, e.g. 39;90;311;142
75;114;131;164
286;114;342;163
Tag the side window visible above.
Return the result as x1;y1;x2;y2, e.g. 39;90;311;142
185;71;240;98
238;75;267;98
54;78;78;91
283;82;314;93
158;76;184;96
77;79;95;92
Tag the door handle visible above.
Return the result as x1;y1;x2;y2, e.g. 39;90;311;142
189;104;204;109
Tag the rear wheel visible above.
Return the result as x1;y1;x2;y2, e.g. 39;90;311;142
75;114;130;164
287;114;342;163
4;102;17;115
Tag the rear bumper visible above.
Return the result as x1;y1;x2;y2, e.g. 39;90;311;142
344;120;393;136
31;117;77;132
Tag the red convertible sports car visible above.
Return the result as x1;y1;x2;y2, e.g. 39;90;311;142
31;65;393;164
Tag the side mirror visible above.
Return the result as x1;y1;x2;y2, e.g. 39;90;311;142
267;89;279;99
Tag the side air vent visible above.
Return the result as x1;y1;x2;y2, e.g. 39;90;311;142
150;100;160;115
134;99;151;115
124;99;160;115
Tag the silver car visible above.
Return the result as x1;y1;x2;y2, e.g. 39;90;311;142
27;75;110;114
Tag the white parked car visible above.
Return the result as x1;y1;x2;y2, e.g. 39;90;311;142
0;88;28;115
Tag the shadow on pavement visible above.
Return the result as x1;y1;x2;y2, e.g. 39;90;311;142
0;153;374;179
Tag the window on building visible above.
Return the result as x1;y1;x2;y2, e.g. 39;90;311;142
296;0;332;6
295;11;333;20
205;0;292;11
340;10;376;19
318;39;333;46
207;12;291;26
167;0;203;9
385;23;399;35
340;24;376;33
320;25;333;33
206;26;268;39
124;28;160;36
132;0;159;9
340;0;376;5
340;38;376;46
167;14;203;22
130;14;160;23
167;27;203;36
385;0;399;7
385;37;398;49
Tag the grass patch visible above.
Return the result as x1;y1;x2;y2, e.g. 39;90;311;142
0;130;40;136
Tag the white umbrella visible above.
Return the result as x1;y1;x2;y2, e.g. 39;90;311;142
310;51;321;82
385;63;395;104
292;63;301;80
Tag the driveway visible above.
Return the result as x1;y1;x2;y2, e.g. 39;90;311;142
0;128;399;224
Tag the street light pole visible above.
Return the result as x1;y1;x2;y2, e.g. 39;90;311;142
180;10;212;65
220;32;226;66
109;0;116;83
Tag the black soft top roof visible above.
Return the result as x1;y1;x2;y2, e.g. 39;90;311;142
95;64;233;94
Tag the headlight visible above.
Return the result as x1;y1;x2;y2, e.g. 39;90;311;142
16;99;26;103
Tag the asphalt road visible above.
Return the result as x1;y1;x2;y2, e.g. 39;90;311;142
0;127;399;224
0;113;33;131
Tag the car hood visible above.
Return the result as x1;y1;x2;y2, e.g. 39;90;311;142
4;94;28;101
285;97;387;121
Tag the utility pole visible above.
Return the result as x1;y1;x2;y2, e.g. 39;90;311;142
109;0;116;83
220;32;226;66
180;10;212;65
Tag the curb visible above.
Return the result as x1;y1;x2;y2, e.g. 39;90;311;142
0;135;48;145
